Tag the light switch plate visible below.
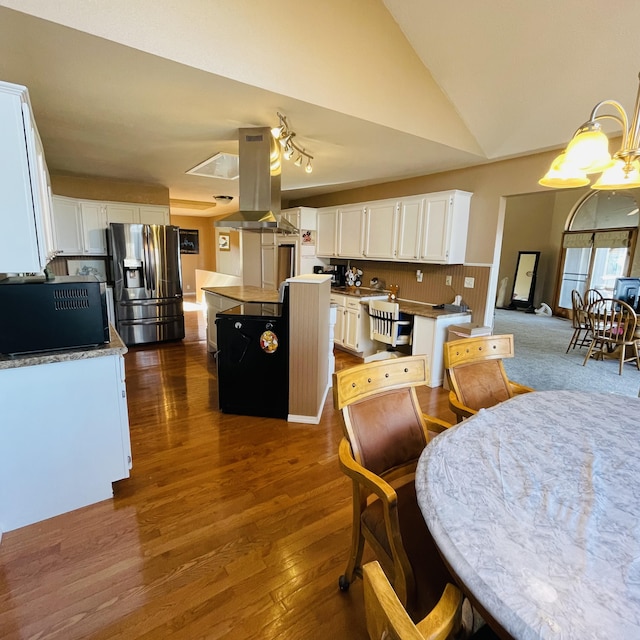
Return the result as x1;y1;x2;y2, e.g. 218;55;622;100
464;277;475;288
445;275;452;286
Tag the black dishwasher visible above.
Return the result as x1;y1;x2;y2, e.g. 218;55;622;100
215;302;289;419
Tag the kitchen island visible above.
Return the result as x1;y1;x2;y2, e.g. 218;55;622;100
203;285;280;353
0;326;132;533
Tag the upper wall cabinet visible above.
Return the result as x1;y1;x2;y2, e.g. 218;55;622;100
316;190;472;265
52;196;108;256
317;208;338;257
51;197;170;257
418;190;472;264
0;81;55;273
363;201;398;259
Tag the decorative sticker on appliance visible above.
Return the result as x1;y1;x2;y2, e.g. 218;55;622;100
260;330;279;354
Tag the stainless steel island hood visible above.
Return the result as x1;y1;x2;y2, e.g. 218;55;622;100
214;127;298;234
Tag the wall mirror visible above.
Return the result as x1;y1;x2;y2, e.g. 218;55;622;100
509;251;540;310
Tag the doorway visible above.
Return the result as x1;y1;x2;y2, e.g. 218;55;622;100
555;191;638;317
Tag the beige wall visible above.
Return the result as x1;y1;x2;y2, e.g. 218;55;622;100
215;229;242;277
170;215;216;295
51;173;169;204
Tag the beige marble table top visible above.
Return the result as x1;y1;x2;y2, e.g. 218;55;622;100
202;286;280;303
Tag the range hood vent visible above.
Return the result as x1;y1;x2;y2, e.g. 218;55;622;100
214;128;298;234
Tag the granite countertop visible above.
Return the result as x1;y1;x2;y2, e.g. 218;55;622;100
0;324;128;371
202;286;280;303
331;287;471;319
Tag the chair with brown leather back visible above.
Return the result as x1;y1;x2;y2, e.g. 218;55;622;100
444;334;533;423
363;561;465;640
334;355;453;620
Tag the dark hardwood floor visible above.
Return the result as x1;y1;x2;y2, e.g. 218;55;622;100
0;305;453;639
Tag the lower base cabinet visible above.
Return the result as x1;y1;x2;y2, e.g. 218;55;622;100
205;292;239;352
0;353;131;533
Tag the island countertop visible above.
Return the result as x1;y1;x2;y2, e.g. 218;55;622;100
0;325;128;371
202;286;280;303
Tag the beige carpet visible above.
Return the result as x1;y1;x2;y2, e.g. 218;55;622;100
493;309;640;398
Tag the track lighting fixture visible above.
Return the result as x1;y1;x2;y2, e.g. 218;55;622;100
271;111;314;174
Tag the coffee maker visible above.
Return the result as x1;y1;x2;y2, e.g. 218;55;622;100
313;264;347;286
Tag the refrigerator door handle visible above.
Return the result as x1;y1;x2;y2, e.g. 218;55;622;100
143;225;157;293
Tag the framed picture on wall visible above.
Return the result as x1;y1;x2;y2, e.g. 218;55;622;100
218;233;231;251
179;229;199;254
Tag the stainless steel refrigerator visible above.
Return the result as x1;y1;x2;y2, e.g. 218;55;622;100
108;223;185;346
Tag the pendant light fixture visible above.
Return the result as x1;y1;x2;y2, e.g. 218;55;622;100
271;112;313;174
539;71;640;190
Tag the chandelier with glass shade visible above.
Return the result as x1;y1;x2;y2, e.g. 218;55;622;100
539;72;640;190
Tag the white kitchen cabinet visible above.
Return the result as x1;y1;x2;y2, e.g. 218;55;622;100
0;350;132;532
317;208;338;257
0;80;55;273
343;299;360;351
261;244;277;290
52;196;108;256
396;197;425;261
52;196;83;255
106;203;139;224
330;293;346;345
80;201;108;254
337;204;365;257
205;291;240;352
363;200;398;259
139;205;170;225
411;311;471;387
419;190;472;264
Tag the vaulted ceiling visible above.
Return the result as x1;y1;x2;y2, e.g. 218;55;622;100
1;0;640;217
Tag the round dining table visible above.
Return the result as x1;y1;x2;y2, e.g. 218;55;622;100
416;389;640;640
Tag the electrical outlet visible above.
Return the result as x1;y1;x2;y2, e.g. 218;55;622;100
464;277;475;288
417;272;423;283
445;275;452;286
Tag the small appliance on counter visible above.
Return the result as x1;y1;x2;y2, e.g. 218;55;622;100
313;264;347;286
0;275;109;355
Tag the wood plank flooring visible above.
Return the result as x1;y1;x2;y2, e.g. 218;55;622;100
0;306;453;639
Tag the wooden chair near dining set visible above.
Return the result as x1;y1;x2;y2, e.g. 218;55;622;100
332;344;528;639
567;288;640;375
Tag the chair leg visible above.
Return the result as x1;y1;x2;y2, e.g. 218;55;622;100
339;485;366;591
566;327;579;353
583;339;596;366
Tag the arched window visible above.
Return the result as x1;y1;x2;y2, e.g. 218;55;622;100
556;191;638;312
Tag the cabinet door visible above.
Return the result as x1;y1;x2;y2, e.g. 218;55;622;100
261;244;277;290
419;194;450;262
343;307;359;350
80;202;107;255
52;196;83;255
317;208;337;257
139;206;170;225
106;204;140;224
363;201;398;259
397;198;424;261
337;205;364;257
0;89;47;273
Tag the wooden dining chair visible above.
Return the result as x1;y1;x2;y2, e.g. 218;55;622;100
584;288;604;307
583;298;640;375
444;334;533;423
333;356;453;620
566;289;591;352
363;561;465;640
